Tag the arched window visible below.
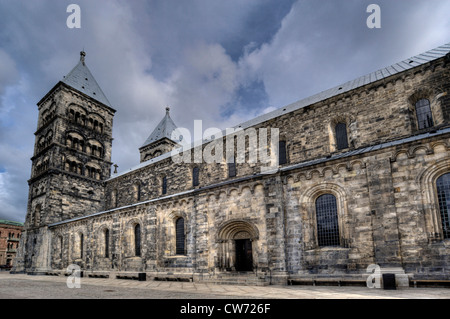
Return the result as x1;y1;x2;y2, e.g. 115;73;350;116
315;194;340;247
415;99;434;129
175;218;185;255
134;224;141;257
437;173;450;239
79;233;84;259
192;167;200;187
162;176;167;195
279;140;287;165
228;157;236;178
104;229;110;258
59;235;63;259
335;123;349;150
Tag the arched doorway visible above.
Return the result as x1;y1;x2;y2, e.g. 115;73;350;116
216;220;259;272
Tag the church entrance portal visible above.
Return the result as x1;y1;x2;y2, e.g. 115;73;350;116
216;219;258;272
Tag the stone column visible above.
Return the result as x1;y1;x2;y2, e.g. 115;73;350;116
365;155;408;287
10;230;27;274
32;226;51;274
264;175;288;284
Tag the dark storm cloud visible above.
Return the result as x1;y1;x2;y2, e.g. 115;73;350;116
238;0;450;107
0;0;449;222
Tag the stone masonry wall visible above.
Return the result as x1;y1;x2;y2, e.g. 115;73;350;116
14;53;450;284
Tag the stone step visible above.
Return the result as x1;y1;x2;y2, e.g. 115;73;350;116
200;273;270;286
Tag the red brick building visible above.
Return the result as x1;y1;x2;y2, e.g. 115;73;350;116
0;220;24;269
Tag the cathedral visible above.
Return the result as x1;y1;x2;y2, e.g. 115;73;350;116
12;42;450;287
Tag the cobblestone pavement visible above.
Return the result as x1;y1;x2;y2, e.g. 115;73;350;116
0;272;449;300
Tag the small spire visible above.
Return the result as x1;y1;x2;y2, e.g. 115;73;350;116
80;51;86;65
165;106;170;115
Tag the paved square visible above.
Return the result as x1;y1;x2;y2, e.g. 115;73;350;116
0;272;449;299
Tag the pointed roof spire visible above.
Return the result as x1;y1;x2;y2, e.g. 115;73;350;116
61;51;112;107
141;106;181;147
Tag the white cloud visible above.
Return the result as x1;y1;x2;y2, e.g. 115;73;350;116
168;43;239;122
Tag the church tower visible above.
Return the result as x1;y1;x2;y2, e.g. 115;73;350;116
139;107;181;162
15;52;116;273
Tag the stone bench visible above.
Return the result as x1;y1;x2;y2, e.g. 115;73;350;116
410;279;450;288
86;272;109;278
288;278;366;287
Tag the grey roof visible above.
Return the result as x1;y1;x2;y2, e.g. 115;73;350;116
230;42;450;132
141;107;182;147
111;41;450;179
62;51;112;107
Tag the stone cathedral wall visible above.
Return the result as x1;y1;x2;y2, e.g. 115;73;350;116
46;133;450;282
14;51;450;285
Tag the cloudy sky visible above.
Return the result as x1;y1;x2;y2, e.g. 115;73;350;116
0;0;449;222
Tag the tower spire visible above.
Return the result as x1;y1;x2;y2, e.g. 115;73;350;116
139;106;181;162
60;51;113;107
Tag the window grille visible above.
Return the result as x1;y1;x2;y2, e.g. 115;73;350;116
176;218;185;255
415;99;434;129
437;173;450;239
335;123;349;150
315;194;340;247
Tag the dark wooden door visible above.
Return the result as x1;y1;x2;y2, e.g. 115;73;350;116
235;239;252;271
